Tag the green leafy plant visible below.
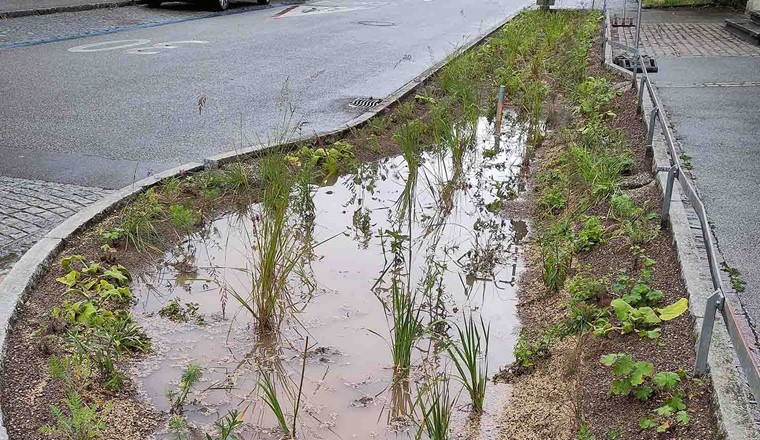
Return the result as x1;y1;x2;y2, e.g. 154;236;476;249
166;364;202;414
611;257;663;307
168;204;200;230
595;297;688;339
39;391;108;440
512;326;564;374
168;415;190;440
575;76;614;115
636;371;688;433
42;355;109;440
286;141;355;177
159;298;204;325
575;215;605;251
205;409;244;440
600;353;654;400
536;168;568;214
448;313;489;413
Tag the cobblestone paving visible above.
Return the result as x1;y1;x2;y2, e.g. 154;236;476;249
0;2;269;48
0;177;112;271
613;22;760;57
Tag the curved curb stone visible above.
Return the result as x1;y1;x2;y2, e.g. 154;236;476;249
602;10;760;439
0;6;528;438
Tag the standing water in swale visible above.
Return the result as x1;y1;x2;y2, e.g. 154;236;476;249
131;112;530;439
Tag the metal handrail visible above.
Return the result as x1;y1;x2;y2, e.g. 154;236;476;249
601;9;760;403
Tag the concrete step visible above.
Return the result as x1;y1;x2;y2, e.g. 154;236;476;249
725;18;760;45
750;10;760;25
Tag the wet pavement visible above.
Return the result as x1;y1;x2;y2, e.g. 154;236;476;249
614;8;760;346
0;0;532;189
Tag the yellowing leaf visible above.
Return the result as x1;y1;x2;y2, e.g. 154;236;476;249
657;298;688;321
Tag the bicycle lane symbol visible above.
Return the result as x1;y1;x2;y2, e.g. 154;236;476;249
68;39;209;55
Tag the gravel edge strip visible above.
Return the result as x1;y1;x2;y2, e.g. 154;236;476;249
0;6;529;439
602;11;760;439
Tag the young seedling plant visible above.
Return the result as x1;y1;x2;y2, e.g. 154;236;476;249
601;354;690;433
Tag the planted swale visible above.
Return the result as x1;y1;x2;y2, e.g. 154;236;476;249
129;113;529;439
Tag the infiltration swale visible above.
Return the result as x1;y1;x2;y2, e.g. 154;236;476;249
131;111;530;439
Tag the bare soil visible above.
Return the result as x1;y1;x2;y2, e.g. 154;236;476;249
497;36;721;440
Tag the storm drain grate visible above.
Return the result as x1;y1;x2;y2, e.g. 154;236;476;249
349;97;383;108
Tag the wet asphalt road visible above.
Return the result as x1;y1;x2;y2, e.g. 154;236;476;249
652;56;760;327
0;0;532;189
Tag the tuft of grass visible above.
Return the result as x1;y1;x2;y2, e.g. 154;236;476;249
259;373;290;438
393;120;425;171
220;162;253;194
541;237;572;293
120;189;164;249
448;313;490;413
570;145;629;198
415;374;455;440
389;279;422;375
228;155;310;332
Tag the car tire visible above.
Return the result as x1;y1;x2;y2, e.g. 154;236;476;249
257;0;270;4
209;0;229;11
147;0;162;7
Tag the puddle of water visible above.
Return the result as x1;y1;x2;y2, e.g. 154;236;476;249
131;112;529;439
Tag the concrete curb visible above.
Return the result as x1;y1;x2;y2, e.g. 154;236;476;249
602;27;760;440
0;7;528;439
0;0;146;18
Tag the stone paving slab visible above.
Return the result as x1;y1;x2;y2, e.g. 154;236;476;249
612;20;760;57
0;176;112;273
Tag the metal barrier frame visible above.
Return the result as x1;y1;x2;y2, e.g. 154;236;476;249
600;5;760;403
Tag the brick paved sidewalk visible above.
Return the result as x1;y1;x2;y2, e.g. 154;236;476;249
0;177;112;276
613;22;760;57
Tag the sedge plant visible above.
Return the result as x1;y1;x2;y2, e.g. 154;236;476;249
228;154;308;332
448;312;490;413
415;374;456;440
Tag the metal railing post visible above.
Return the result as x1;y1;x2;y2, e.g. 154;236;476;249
695;290;724;375
646;107;659;146
660;164;678;228
634;0;643;50
636;76;646;114
601;14;607;61
631;50;639;87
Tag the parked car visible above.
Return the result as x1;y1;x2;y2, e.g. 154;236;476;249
148;0;270;11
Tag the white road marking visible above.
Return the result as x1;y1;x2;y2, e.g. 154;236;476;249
125;40;209;55
68;39;150;52
68;39;209;55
